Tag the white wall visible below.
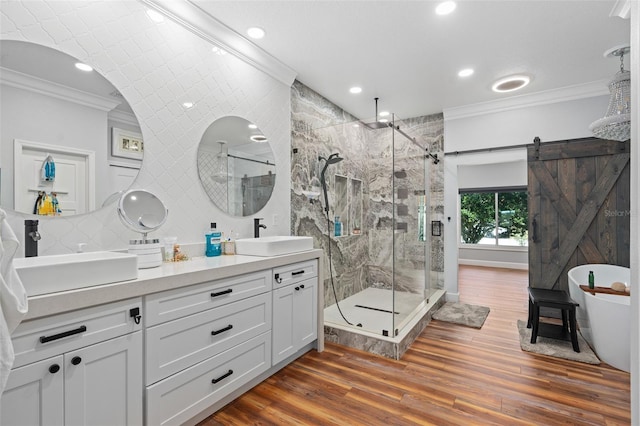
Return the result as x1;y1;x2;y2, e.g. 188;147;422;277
443;92;610;300
629;1;639;422
0;0;292;255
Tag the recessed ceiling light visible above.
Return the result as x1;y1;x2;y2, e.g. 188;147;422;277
379;111;390;117
182;102;194;109
458;68;474;77
250;135;268;143
75;62;93;72
212;46;227;56
247;27;265;39
492;75;531;93
146;9;164;23
435;1;456;15
349;86;362;94
353;123;360;128
248;124;258;129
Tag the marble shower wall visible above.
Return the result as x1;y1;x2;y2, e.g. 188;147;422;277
291;81;444;309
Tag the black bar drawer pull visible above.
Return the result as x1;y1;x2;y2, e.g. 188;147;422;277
211;324;233;336
211;369;233;384
292;270;305;276
39;325;87;344
211;289;233;298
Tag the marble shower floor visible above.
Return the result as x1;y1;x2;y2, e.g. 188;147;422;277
324;287;428;337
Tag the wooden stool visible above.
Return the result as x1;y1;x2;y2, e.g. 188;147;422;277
527;288;580;352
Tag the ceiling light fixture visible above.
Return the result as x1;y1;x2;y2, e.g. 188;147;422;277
458;68;474;77
250;135;268;143
248;124;258;129
589;45;631;141
491;75;530;93
349;86;362;94
435;1;456;16
75;62;93;72
182;102;194;109
247;27;265;39
146;9;164;23
379;111;390;117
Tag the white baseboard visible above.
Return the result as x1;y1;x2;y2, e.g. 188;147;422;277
459;259;528;270
445;292;460;302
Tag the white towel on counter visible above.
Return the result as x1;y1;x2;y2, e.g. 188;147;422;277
0;209;28;396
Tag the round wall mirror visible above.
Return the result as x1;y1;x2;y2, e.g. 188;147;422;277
117;189;168;236
197;116;276;216
0;40;143;217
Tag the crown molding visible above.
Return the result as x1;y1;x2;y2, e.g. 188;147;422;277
443;80;609;121
610;0;631;19
0;67;122;112
108;109;140;127
141;0;297;87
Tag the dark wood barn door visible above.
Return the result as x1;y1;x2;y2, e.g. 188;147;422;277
528;137;630;291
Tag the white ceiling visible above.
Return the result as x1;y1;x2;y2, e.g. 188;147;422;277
190;0;630;120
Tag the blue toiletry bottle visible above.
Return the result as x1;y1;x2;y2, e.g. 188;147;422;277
206;222;222;257
334;216;342;237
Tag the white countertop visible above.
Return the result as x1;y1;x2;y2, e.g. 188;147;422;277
24;249;323;321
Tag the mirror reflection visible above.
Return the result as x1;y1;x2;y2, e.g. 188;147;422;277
0;40;143;216
197;116;276;216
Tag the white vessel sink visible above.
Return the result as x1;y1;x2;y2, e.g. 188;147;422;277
235;236;313;257
14;251;138;296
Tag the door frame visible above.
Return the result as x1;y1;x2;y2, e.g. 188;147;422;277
14;139;96;213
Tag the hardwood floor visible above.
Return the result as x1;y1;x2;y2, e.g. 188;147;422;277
200;266;631;425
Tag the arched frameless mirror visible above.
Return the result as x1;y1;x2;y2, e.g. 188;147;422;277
197;116;276;216
0;40;143;216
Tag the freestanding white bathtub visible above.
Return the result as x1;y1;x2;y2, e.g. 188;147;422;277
568;264;631;372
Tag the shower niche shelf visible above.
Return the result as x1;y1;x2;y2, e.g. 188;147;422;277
334;175;363;236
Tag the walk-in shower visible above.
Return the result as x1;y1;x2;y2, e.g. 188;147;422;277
291;109;445;359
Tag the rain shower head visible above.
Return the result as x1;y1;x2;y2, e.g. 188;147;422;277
359;97;392;130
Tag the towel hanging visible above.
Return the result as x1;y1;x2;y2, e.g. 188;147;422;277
40;155;55;182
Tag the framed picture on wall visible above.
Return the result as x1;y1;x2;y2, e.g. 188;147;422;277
112;127;144;160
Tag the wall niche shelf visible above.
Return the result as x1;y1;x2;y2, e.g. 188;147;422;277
333;174;362;237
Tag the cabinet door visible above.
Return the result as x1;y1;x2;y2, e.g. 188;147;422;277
272;278;318;365
0;356;64;426
64;331;142;426
272;284;296;364
294;279;317;347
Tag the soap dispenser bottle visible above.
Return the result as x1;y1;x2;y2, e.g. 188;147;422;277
206;222;222;257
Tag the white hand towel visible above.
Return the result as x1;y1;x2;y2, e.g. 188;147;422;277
0;209;28;396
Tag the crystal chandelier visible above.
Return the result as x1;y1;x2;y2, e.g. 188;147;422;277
589;46;631;142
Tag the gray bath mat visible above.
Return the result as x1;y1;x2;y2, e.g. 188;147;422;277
432;302;490;329
517;320;600;365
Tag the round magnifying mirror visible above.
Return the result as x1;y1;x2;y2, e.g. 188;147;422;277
117;189;168;236
118;189;168;269
197;116;276;216
0;40;143;216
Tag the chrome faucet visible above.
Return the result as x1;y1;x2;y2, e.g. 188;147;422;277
25;219;41;257
254;218;267;238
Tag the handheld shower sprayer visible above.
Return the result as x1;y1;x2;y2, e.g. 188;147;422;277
319;153;343;213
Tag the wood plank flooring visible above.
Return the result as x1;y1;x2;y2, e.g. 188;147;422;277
199;266;631;425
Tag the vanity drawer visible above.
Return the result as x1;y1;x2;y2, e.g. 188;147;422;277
11;298;142;368
145;292;271;385
146;331;271;426
273;260;318;289
145;270;271;326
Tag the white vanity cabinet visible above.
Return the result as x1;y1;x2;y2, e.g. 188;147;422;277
0;298;143;426
272;260;318;365
144;270;273;426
